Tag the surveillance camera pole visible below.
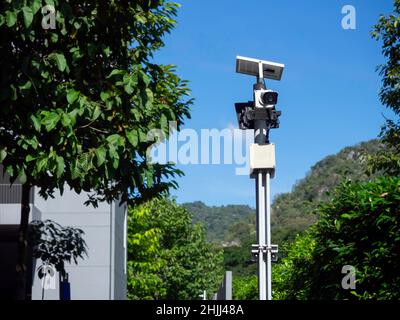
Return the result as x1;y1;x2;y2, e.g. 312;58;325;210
235;57;282;301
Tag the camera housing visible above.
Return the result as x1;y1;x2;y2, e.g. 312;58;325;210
254;89;279;109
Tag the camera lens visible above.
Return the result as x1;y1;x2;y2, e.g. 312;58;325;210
261;92;278;105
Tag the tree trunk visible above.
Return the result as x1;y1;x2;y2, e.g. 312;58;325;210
14;183;31;300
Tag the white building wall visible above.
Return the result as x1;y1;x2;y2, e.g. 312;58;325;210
29;187;127;300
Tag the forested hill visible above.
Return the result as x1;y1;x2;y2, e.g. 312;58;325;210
272;139;382;243
183;201;254;242
184;139;383;245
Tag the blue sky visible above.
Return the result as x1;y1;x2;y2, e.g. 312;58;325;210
154;0;394;207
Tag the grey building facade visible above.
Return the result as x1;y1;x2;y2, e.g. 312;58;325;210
0;167;127;300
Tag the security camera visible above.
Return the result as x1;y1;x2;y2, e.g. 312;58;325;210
254;89;279;108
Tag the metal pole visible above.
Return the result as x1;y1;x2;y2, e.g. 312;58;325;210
253;77;268;300
265;172;272;300
256;171;267;300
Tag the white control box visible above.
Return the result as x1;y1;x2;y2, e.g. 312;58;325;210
249;143;276;177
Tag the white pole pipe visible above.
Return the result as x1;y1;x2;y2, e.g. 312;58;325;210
266;172;272;300
256;171;267;300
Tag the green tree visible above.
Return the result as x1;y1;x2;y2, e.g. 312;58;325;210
309;178;400;300
127;198;224;300
274;178;400;300
0;0;192;299
272;231;316;300
370;0;400;174
232;276;257;300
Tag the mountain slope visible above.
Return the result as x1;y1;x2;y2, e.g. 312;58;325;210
272;139;382;243
183;201;254;242
185;139;383;246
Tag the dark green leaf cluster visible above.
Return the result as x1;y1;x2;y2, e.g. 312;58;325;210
0;0;192;205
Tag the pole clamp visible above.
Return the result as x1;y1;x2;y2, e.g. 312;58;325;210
251;244;279;262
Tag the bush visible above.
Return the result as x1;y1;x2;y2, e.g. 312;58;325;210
232;275;257;300
274;177;400;300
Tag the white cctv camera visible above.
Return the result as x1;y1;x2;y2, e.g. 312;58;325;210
254;89;279;109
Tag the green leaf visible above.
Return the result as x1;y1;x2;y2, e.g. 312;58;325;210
30;115;41;132
5;165;13;177
56;156;64;178
140;71;151;86
131;108;142;121
70;162;81;180
160;114;168;131
37;157;48;172
135;14;147;24
126;129;139;147
107;134;122;146
146;170;153;188
26;155;36;162
106;69;124;79
67;89;79;104
61;113;72;126
138;130;148;143
103;47;111;57
92;105;101;121
18;169;27;184
68;109;78;125
100;92;110;102
77;153;92;173
19;80;32;91
6;11;17;27
124;83;134;95
70;47;83;61
42;112;60;131
25;137;39;150
0;149;7;162
50;33;58;43
95;147;107;166
22;6;34;28
10;85;17;101
31;0;42;15
49;53;67;72
112;153;120;169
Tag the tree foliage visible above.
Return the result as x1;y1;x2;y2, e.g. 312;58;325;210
232;275;257;300
274;178;400;300
0;0;192;205
184;201;255;243
370;0;400;175
272;231;316;300
127;198;224;300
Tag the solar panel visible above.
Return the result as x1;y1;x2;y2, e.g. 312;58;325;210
236;56;284;81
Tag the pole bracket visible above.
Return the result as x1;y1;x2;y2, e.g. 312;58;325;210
251;244;279;262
